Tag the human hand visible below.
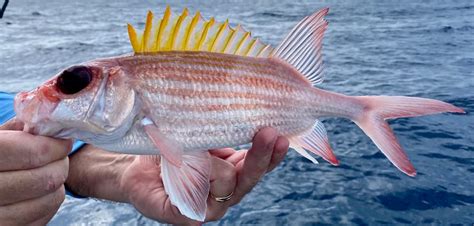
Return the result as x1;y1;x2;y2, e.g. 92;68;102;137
120;127;289;225
0;118;72;225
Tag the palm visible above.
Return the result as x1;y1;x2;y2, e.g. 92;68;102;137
119;128;289;224
121;155;186;223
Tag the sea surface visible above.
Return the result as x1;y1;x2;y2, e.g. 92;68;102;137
1;0;473;225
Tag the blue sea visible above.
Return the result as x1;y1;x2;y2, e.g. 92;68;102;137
1;0;473;225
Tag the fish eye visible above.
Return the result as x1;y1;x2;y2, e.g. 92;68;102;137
56;66;92;95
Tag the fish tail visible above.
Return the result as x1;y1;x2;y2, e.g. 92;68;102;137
271;8;465;176
351;96;464;176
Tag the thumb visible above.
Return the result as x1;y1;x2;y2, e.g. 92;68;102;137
0;117;24;131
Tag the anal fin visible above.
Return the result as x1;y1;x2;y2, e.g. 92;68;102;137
142;118;210;221
291;145;319;164
289;120;339;165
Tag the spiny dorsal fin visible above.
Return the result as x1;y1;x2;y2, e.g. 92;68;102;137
127;6;273;57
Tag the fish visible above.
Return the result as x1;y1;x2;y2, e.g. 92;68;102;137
13;6;465;221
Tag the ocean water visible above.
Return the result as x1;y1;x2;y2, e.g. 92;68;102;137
1;0;473;225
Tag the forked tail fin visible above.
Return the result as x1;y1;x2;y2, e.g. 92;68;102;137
353;96;465;176
270;8;465;176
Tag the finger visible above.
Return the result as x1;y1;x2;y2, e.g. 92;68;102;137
266;136;289;173
31;206;60;226
225;149;247;166
0;130;72;171
30;187;66;226
0;157;69;205
232;127;278;204
124;156;189;224
136;191;200;225
124;161;199;225
209;156;237;199
0;117;24;131
0;185;65;225
209;148;236;159
206;156;237;221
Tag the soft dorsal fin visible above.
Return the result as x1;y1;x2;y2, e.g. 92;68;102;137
272;8;329;85
127;6;274;57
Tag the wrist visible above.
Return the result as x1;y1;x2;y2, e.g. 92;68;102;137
66;145;136;203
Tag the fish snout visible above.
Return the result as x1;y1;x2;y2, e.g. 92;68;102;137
14;91;33;121
14;90;59;131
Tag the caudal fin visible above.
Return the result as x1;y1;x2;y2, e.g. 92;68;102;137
269;8;465;175
353;96;464;176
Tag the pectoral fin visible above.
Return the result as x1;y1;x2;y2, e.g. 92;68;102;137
142;118;183;166
142;118;211;221
161;151;211;221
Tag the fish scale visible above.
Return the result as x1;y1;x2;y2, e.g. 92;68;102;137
118;52;317;151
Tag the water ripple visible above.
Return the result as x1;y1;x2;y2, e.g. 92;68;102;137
376;188;474;211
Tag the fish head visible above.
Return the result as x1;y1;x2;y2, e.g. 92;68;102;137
14;59;139;142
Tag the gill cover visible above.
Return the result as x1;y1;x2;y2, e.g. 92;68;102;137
86;66;137;134
50;65;138;142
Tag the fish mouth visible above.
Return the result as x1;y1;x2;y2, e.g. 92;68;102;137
14;90;59;136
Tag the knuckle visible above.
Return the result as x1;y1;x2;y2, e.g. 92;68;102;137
62;158;70;176
258;128;277;143
218;161;237;179
255;158;270;171
64;140;73;153
222;166;237;179
57;140;72;156
27;150;44;168
255;136;272;148
27;140;50;168
54;186;66;205
275;139;289;155
47;186;65;213
26;139;70;168
57;139;72;155
42;171;66;194
37;139;52;156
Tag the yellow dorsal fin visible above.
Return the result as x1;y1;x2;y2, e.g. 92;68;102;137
127;24;140;51
127;6;274;57
142;11;154;52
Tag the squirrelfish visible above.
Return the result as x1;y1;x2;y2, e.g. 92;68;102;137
14;7;464;221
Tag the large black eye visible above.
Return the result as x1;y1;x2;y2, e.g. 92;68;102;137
56;66;92;94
